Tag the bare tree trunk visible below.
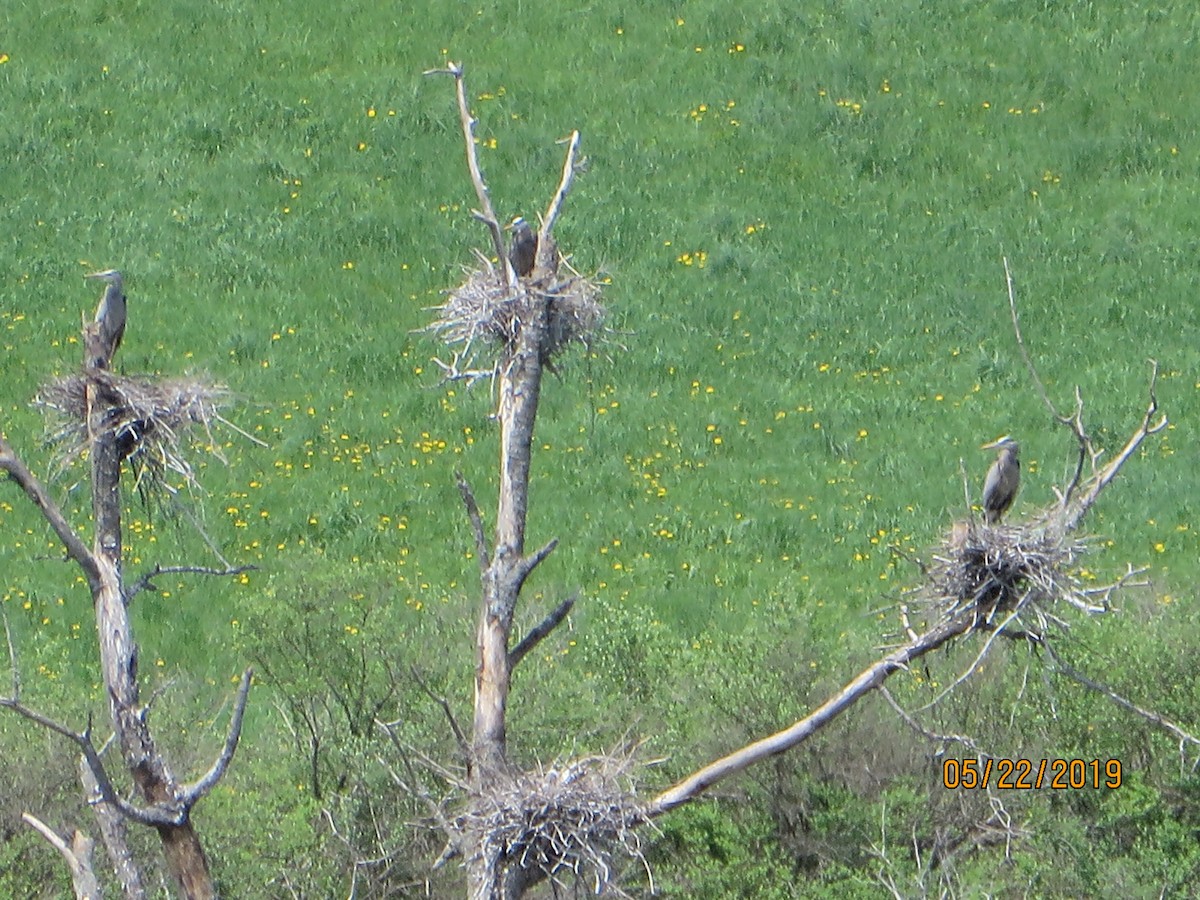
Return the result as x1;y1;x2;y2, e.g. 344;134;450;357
465;297;551;900
472;299;548;779
85;340;215;900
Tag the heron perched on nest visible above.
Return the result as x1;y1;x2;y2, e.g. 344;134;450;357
87;269;127;362
981;435;1020;524
507;216;537;278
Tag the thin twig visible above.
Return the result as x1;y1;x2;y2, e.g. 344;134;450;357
879;687;989;757
408;666;469;759
1003;257;1064;423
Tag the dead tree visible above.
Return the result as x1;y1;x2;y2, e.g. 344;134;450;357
0;274;253;899
417;68;1185;897
420;63;623;899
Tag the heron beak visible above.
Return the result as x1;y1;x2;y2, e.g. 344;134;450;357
84;269;120;281
980;435;1011;450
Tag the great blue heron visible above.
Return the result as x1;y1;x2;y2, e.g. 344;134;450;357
86;269;126;361
981;435;1020;524
507;216;537;278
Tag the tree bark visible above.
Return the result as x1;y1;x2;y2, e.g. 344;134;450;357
80;753;147;899
471;294;549;779
86;354;216;899
22;813;103;900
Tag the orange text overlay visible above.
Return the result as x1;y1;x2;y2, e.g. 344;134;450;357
942;758;1122;790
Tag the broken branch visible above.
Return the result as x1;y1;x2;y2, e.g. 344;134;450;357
510;593;577;670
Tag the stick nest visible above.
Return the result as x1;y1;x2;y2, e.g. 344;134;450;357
469;753;650;894
35;369;231;493
923;517;1091;635
428;262;606;362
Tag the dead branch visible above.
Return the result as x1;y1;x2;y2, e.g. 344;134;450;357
124;563;257;605
424;62;508;281
517;537;559;584
1004;260;1167;523
409;666;470;759
0;698;180;827
376;720;464;855
878;687;989;758
1045;643;1200;769
179;667;253;805
79;752;147;900
537;131;582;263
432;351;498;389
22;813;103;900
1003;257;1062;424
646;610;976;818
455;470;490;572
1064;360;1166;530
509;593;577;670
0;436;101;593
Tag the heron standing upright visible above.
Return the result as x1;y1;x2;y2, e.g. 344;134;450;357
981;435;1020;524
507;216;537;278
86;269;126;363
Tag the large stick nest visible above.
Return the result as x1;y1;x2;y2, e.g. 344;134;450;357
468;753;650;894
922;517;1092;636
35;369;230;494
428;260;606;363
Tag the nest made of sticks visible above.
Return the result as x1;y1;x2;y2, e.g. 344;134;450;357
468;753;650;894
35;368;231;494
428;257;606;362
923;517;1091;634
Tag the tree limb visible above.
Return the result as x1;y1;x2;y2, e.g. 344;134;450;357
0;436;101;593
1045;643;1200;764
538;131;582;250
22;813;102;900
425;62;509;282
509;593;577;670
517;537;559;584
0;698;181;827
1063;360;1166;531
455;470;490;572
124;563;257;605
645;610;975;818
179;667;253;806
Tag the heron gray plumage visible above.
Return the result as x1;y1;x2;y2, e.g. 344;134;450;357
981;435;1020;525
507;216;537;278
86;269;126;361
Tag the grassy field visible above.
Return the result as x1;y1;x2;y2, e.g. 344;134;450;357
3;0;1200;895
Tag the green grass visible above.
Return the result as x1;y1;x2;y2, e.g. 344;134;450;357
2;0;1200;894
